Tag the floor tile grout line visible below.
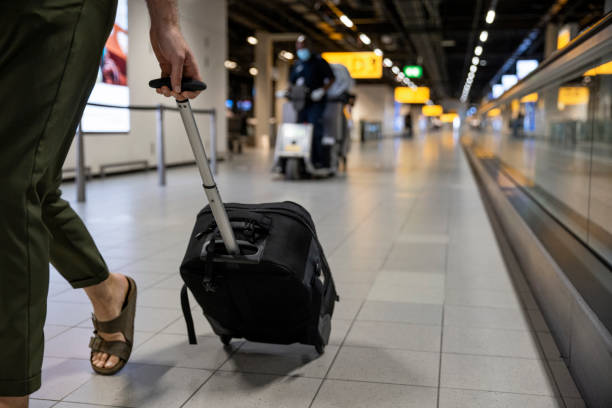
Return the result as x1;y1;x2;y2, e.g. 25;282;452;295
307;210;408;408
306;298;367;408
56;294;239;406
326;196;399;259
178;340;247;408
437;384;569;399
436;189;452;408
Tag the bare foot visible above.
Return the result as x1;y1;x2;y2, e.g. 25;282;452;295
84;273;130;369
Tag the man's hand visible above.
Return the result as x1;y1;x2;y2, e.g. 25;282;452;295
311;88;325;102
146;0;202;100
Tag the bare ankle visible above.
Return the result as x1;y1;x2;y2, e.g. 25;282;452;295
84;273;128;318
0;395;28;408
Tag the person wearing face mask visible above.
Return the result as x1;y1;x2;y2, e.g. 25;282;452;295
289;35;335;168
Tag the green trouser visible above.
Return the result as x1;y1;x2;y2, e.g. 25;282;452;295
0;0;117;396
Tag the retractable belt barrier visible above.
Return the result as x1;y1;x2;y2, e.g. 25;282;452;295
74;102;217;202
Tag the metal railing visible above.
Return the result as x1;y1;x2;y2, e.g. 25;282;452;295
75;102;218;202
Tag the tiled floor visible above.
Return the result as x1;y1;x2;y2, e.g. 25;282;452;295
32;131;586;407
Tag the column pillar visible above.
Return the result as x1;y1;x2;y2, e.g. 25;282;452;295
254;31;272;148
544;23;558;59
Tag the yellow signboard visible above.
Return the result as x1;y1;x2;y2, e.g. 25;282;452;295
584;60;612;76
440;113;458;123
511;99;520;116
322;52;382;79
487;108;501;117
520;93;538;103
558;87;589;109
557;27;571;50
422;105;443;116
394;87;430;104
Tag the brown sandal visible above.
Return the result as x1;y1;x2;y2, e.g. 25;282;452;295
89;276;137;375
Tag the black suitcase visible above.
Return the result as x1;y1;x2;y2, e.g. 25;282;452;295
180;201;338;353
149;78;339;354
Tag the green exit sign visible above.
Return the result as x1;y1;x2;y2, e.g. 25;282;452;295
403;65;423;78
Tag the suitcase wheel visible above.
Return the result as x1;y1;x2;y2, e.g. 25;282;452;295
315;342;325;355
220;335;232;346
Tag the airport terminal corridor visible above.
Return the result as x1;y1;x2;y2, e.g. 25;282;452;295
32;133;584;408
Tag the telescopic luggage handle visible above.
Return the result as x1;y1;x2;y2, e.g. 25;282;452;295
148;77;207;93
149;77;239;255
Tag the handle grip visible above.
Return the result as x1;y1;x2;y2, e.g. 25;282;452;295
148;77;207;92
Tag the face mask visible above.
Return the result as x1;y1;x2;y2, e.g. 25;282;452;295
297;48;311;61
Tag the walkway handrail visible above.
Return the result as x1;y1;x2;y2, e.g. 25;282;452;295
75;102;218;202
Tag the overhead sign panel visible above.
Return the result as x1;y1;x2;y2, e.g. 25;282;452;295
440;113;458;123
520;93;538;103
487;108;501;117
557;26;571;50
558;87;589;109
394;87;430;104
584;60;612;76
403;65;423;78
322;52;382;79
422;105;442;116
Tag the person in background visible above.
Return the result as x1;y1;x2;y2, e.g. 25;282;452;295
0;1;201;406
289;35;335;168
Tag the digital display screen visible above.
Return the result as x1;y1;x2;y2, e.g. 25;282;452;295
516;60;539;80
81;0;129;133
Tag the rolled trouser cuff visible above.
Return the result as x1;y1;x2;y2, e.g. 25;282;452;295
68;266;110;289
0;373;41;397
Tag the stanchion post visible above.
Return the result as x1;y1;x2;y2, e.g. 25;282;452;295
210;109;217;174
156;104;166;186
76;122;86;202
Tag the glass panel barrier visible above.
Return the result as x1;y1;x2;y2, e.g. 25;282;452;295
471;55;612;265
587;58;612;262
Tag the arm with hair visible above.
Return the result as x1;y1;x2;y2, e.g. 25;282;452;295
145;0;202;99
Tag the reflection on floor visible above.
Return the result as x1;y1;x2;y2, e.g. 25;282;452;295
34;131;585;407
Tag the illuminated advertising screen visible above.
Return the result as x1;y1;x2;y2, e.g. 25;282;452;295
81;0;129;133
516;60;538;80
492;84;504;99
501;75;518;91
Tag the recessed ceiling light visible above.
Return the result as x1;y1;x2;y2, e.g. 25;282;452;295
279;50;294;60
486;10;496;24
224;60;238;69
479;31;488;42
339;14;354;28
247;36;258;45
392;66;400;74
374;48;383;56
474;45;483;56
359;33;371;45
249;67;258;76
383;58;393;67
472;56;480;65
